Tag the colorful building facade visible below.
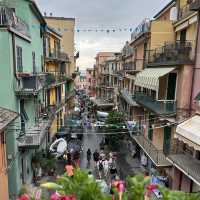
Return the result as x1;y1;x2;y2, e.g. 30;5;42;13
0;0;48;198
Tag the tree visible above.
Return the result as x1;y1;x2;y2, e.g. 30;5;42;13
105;111;126;151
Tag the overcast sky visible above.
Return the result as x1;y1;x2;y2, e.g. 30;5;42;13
36;0;171;70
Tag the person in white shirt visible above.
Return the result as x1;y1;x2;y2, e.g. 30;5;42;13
103;159;109;178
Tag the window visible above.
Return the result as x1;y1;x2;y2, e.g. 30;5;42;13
32;52;36;73
20;100;29;133
16;46;23;72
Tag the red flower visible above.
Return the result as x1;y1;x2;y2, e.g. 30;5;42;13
50;193;60;200
60;195;76;200
146;184;158;192
18;194;30;200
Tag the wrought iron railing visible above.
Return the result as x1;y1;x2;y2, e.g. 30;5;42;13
46;50;69;62
190;0;200;11
167;139;200;184
133;133;171;166
134;92;177;115
123;62;135;71
178;2;195;21
45;72;66;87
15;74;46;96
147;41;194;66
0;6;30;38
131;18;150;42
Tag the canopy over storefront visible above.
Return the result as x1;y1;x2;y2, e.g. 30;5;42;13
135;67;175;92
175;115;200;151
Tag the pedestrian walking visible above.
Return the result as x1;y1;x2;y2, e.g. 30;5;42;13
109;160;118;180
103;158;109;178
93;149;100;166
87;148;92;167
110;175;125;200
97;157;104;179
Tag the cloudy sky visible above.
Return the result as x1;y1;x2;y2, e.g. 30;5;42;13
36;0;171;70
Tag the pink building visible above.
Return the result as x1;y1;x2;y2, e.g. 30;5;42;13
86;68;96;97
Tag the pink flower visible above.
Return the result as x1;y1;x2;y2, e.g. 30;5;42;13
50;193;60;200
18;194;30;200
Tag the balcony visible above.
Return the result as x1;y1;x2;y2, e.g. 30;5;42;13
46;50;69;63
167;139;200;185
131;19;150;43
123;62;135;71
120;89;138;107
18;117;52;149
134;92;176;116
178;2;195;21
15;73;46;98
147;41;194;67
0;6;30;38
133;133;171;167
190;0;200;11
45;72;66;88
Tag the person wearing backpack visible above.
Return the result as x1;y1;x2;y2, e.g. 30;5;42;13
97;157;104;179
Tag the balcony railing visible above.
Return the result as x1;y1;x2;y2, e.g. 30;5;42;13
15;73;46;97
133;133;171;167
45;72;66;88
134;92;177;116
46;50;69;62
123;62;135;71
18;117;52;149
178;2;195;21
147;41;194;67
131;18;150;43
167;140;200;184
190;0;200;11
0;7;30;38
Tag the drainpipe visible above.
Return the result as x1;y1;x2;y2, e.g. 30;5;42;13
189;10;200;116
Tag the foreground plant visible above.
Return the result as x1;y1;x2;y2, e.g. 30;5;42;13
19;169;200;200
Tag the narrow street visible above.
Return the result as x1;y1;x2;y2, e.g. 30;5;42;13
80;131;102;171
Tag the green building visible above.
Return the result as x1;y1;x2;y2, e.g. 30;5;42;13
0;0;49;198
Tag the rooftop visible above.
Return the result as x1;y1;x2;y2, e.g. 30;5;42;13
44;16;75;21
153;0;176;19
0;107;18;132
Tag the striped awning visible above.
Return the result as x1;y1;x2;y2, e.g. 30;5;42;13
175;115;200;151
135;68;175;91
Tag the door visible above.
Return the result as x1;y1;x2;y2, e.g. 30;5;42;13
180;29;186;43
21;157;27;184
167;73;177;100
163;127;171;154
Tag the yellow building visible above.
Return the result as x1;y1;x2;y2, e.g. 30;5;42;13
45;16;76;76
44;26;69;138
45;16;77;112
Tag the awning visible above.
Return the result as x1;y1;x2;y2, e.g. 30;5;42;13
175;115;200;151
135;67;175;92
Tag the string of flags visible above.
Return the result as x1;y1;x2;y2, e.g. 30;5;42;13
32;25;134;33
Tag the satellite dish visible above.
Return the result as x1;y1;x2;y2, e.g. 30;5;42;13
170;7;178;21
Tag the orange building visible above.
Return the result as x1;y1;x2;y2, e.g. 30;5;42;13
0;107;18;200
